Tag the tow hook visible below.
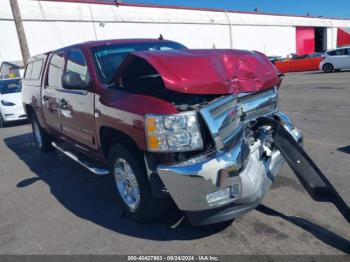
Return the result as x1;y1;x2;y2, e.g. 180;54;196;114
255;117;350;223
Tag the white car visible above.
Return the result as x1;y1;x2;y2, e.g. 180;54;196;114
320;46;350;73
0;78;27;127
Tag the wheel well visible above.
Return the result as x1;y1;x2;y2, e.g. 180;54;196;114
100;126;141;160
323;63;333;69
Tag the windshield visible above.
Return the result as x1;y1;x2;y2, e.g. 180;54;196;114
91;41;187;84
0;79;22;94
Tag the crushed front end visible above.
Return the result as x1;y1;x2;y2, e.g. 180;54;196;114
114;49;304;225
151;88;303;225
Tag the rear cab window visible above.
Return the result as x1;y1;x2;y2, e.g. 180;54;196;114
24;63;33;79
24;59;43;80
23;55;49;91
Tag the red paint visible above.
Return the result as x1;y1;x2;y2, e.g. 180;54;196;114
99;89;178;116
113;49;280;95
296;27;315;56
23;39;281;159
337;28;350;47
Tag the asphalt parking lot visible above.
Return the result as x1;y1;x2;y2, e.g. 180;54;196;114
0;71;350;255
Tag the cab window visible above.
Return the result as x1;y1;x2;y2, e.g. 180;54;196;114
47;53;65;89
65;49;90;86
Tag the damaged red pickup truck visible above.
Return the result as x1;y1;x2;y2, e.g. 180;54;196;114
22;39;308;225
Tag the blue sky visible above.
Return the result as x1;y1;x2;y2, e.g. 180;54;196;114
125;0;350;19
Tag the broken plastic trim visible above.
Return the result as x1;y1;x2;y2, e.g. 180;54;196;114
255;117;350;223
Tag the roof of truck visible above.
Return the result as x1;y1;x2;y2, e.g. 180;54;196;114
64;38;176;49
28;39;179;62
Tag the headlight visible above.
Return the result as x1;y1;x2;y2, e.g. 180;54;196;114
1;100;15;106
145;111;203;152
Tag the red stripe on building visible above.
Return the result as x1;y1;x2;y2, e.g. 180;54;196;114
296;27;315;56
337;28;350;47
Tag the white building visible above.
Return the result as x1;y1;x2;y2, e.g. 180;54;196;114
1;0;350;66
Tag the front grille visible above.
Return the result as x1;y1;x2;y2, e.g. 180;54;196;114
237;88;275;104
209;99;236;119
200;95;242;149
200;87;278;150
238;87;278;122
241;103;277;121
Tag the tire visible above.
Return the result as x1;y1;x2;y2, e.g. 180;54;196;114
31;112;53;153
108;144;167;222
0;112;6;127
322;63;334;73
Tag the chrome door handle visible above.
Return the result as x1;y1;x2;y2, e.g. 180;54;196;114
94;108;101;118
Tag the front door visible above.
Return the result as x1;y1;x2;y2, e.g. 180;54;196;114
42;52;65;132
59;48;96;150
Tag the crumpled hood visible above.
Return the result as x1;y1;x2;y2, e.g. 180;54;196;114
112;49;280;95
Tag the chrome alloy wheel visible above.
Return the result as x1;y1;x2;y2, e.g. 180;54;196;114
113;158;141;211
33;120;43;148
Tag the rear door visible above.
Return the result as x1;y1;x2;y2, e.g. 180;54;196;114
42;52;65;131
331;48;348;69
58;48;96;150
345;48;350;69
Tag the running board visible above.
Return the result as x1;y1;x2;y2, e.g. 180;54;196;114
255;118;350;223
51;142;109;176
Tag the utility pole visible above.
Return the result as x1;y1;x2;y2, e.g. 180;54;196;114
9;0;30;64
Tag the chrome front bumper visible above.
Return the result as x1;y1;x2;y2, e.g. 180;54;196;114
157;113;302;220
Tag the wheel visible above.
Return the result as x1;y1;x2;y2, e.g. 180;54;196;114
108;144;167;222
31;112;53;153
0;112;6;127
322;63;334;73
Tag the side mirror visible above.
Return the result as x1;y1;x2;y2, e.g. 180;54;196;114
62;71;88;90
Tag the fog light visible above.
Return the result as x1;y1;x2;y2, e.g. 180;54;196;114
206;184;240;206
231;184;240;196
